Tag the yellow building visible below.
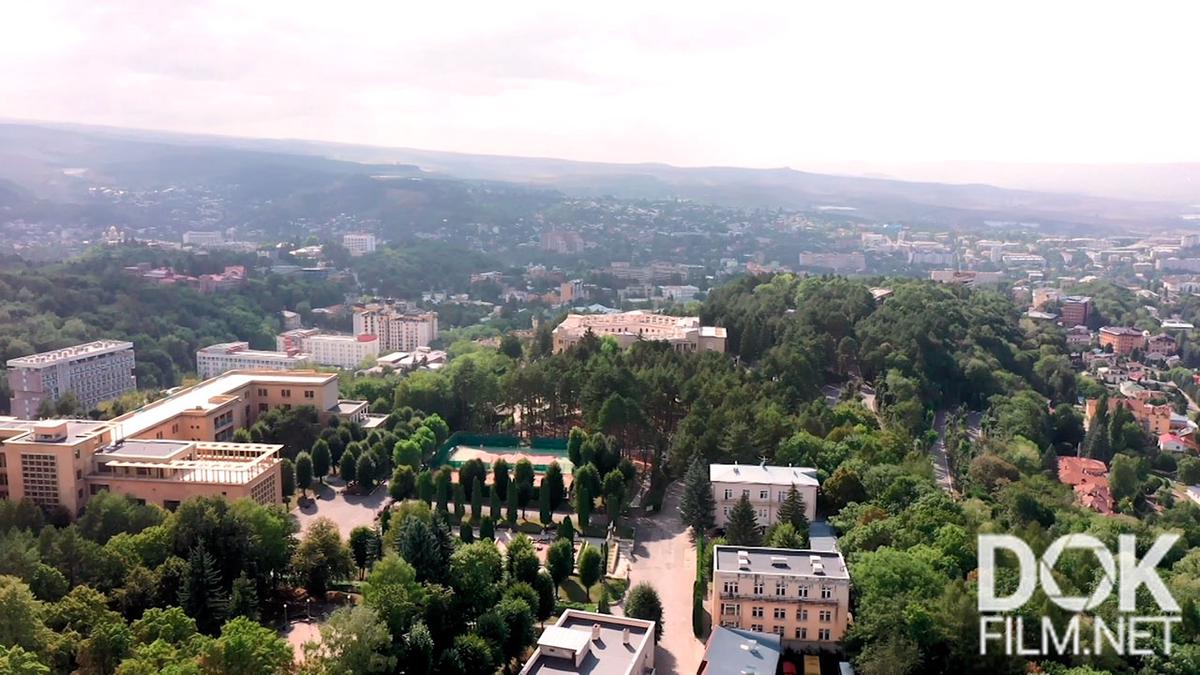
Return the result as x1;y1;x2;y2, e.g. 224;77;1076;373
711;546;852;649
0;370;380;514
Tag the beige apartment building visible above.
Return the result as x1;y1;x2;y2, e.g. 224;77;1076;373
711;546;851;649
353;304;439;352
552;310;726;354
711;463;819;527
0;370;379;514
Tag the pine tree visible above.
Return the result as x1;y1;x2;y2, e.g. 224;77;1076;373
678;454;716;538
460;520;474;543
507;483;519;526
178;544;227;635
575;484;592;530
471;478;483;521
725;494;762;547
1084;397;1113;463
480;516;495;540
490;486;502;522
777;485;809;534
454;482;466;520
228;572;259;621
539;484;552;525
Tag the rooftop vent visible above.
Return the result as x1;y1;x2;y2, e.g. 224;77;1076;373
591;623;601;641
622;628;631;645
770;556;789;567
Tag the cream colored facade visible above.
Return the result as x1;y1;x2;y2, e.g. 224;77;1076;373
0;370;373;514
353;304;439;353
711;463;819;527
552;310;726;354
196;342;313;379
710;546;851;648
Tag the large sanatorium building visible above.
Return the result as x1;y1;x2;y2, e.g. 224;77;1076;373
0;370;380;514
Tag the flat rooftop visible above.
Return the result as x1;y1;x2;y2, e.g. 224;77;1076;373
7;340;133;367
714;545;849;579
96;438;192;460
523;610;654;675
702;627;781;675
109;370;336;441
5;420;112;445
710;463;819;487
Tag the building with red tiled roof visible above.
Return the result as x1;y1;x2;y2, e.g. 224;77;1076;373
1057;456;1113;515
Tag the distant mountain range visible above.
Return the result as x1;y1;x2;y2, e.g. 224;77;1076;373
1;119;1196;234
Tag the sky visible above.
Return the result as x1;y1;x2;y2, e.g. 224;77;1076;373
2;1;1199;167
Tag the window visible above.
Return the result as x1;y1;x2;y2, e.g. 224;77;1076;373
281;389;291;398
723;581;739;594
258;403;268;413
819;610;832;623
778;491;787;501
797;585;809;598
751;624;764;633
753;580;764;595
773;607;786;620
257;388;268;397
759;489;769;500
795;627;808;640
818;629;831;641
797;608;808;621
751;606;763;618
724;489;733;500
772;625;784;635
723;506;729;516
722;603;739;616
742;489;750;498
775;580;787;596
304;390;315;399
820;585;833;599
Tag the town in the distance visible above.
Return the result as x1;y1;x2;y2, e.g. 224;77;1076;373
5;127;1200;675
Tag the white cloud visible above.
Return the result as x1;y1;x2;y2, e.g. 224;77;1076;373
1;0;1197;165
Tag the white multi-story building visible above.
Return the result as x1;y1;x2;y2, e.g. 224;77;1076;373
342;233;377;257
196;342;312;379
182;231;224;247
658;285;700;303
309;335;380;369
711;463;819;526
6;341;137;418
353;305;439;352
552;310;726;353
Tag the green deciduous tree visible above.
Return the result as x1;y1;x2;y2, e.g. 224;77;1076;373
546;538;574;592
577;544;603;597
625;582;664;641
291;517;353;598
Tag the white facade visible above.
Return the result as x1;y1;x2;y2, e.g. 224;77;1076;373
6;340;137;418
195;342;312;379
183;231;224;247
308;335;379;369
353;306;439;353
342;233;377;256
711;463;819;527
658;284;700;303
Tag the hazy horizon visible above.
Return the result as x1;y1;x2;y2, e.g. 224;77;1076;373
4;2;1200;169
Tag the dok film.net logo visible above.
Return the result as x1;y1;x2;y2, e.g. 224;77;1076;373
978;533;1181;657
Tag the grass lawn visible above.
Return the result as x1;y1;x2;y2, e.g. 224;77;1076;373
558;576;629;604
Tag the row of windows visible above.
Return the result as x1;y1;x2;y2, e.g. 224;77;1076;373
733;605;834;622
743;624;833;641
722;580;834;599
722;488;798;502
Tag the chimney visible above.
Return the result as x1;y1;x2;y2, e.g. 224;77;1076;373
622;628;631;645
591;623;601;641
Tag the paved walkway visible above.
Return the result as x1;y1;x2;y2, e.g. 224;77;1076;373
622;481;702;674
293;482;387;538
